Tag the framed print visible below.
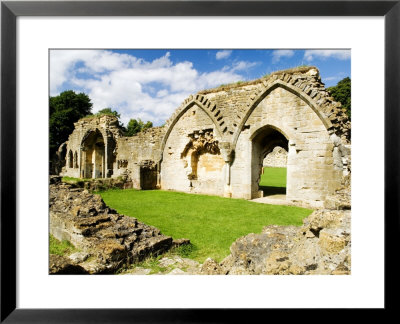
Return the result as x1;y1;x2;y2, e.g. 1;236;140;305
1;0;398;322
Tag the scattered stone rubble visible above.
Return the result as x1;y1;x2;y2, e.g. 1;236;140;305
198;175;351;275
121;255;202;275
49;176;175;274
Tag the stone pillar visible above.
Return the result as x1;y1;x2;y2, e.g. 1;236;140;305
102;153;105;179
286;139;296;201
105;141;108;178
246;139;254;200
222;162;231;197
156;162;161;189
92;147;96;179
79;148;82;178
220;142;233;198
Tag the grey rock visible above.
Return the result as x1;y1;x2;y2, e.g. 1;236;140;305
49;254;88;274
68;252;89;263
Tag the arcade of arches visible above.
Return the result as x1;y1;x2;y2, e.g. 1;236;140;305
59;66;350;208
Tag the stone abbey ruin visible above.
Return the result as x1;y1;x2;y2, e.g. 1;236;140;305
50;66;351;275
56;66;350;208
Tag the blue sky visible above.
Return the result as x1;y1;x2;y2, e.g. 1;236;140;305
50;49;350;126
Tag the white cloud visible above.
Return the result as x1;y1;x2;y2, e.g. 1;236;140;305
215;50;232;60
49;50;138;95
230;61;258;72
271;50;294;63
304;50;351;61
156;89;169;98
50;50;245;126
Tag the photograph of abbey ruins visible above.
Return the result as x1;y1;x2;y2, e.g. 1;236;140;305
49;49;351;275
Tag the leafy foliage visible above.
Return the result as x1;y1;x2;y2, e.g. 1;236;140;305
49;90;92;155
124;118;153;136
327;77;351;119
92;107;121;119
84;107;127;130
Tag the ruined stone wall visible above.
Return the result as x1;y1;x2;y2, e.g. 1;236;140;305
229;87;341;206
59;66;351;207
161;105;226;196
114;127;165;188
200;84;263;137
193;67;349;206
263;147;287;167
62;115;122;179
198;66;350;145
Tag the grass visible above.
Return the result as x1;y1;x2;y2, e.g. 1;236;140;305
62;176;84;184
218;80;244;88
259;167;287;196
260;167;287;187
118;245;196;275
126;255;168;275
49;234;79;256
98;168;311;263
82;112;118;120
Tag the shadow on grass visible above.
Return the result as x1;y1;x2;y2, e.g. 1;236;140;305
260;186;286;196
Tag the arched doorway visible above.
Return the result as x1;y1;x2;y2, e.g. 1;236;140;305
251;126;289;199
68;150;73;169
54;142;67;175
74;151;78;168
81;129;105;179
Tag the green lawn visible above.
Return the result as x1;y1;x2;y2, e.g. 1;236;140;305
260;167;287;187
259;167;287;196
99;179;311;263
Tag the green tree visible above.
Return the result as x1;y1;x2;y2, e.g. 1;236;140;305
327;77;351;119
124;118;153;136
95;108;121;119
49;90;92;156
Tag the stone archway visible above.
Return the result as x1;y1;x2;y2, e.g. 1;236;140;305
67;150;73;169
80;129;105;179
250;125;289;198
160;102;227;196
230;83;342;206
160;95;229;161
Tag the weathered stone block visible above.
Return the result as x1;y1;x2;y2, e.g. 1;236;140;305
319;229;348;254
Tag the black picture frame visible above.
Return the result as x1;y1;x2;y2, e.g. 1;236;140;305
1;0;398;322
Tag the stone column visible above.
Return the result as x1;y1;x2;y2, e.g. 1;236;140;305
220;142;233;198
79;148;82;178
102;153;105;179
80;149;85;178
156;162;161;189
92;147;96;179
286;139;296;201
105;140;108;178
